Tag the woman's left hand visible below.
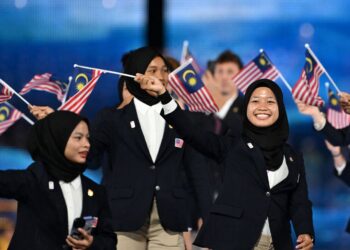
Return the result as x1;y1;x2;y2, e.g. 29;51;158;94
296;234;313;250
66;228;93;250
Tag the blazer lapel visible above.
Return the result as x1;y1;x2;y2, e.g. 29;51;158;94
123;102;153;162
80;178;96;216
155;123;173;163
32;163;68;237
242;139;270;189
45;179;69;237
271;145;299;191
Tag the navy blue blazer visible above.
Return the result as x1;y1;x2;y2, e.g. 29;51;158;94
88;100;211;232
162;106;314;250
334;165;350;233
320;121;350;146
0;162;116;250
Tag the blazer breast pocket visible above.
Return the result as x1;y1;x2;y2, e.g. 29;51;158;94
211;204;244;218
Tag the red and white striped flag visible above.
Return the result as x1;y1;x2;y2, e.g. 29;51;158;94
292;49;325;107
0;84;13;103
19;73;67;102
327;109;350;129
58;69;102;114
169;59;218;113
232;51;279;94
0;103;22;135
326;88;350;129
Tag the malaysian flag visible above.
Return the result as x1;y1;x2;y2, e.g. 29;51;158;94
169;59;218;113
59;68;102;114
180;41;202;73
232;51;280;94
0;102;22;135
19;73;68;102
326;87;350;129
292;49;325;107
0;84;13;103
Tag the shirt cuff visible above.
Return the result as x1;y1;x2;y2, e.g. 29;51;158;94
163;99;178;115
335;162;347;175
313;114;326;131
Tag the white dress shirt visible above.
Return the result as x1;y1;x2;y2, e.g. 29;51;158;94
59;175;83;233
134;98;165;162
216;93;238;120
261;156;289;236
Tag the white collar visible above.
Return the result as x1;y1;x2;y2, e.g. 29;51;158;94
134;98;162;115
60;175;81;190
216;92;238;119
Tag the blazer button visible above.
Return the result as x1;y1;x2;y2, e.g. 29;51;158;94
150;165;156;170
266;191;271;197
155;185;160;191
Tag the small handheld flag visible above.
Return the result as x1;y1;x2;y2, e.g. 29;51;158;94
19;73;68;102
0;102;22;135
326;86;350;129
232;51;280;94
169;58;218;113
59;68;103;114
292;49;325;107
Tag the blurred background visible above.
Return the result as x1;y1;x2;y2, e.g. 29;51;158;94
0;0;349;249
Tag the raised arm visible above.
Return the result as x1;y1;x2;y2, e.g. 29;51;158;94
0;168;32;201
135;74;235;162
296;99;350;146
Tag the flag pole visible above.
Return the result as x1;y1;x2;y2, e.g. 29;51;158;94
5;101;34;125
73;64;135;79
62;76;72;104
305;44;341;94
259;49;292;92
180;40;189;64
0;79;32;107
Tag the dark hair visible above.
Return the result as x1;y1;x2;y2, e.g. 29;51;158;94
215;50;243;69
165;56;180;71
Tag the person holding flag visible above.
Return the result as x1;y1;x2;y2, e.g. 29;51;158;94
0;111;116;249
136;74;315;250
28;51;211;248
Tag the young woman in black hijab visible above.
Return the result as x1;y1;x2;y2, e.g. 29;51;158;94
0;111;116;249
135;76;315;250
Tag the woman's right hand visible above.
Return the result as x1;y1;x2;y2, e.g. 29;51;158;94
295;100;325;125
134;74;167;97
29;105;54;120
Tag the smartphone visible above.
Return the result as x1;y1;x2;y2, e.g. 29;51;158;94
70;216;98;240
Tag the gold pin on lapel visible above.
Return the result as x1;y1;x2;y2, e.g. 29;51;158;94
289;156;294;162
88;189;94;197
169;124;173;129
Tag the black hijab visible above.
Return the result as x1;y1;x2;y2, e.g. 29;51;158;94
27;111;89;182
123;46;169;106
242;79;289;171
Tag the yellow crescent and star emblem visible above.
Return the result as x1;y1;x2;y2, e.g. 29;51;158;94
330;97;338;106
0;106;10;122
182;70;197;87
305;57;313;73
259;56;267;66
75;73;89;91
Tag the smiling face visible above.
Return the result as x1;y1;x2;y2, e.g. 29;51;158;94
144;56;169;87
247;87;279;127
64;121;90;164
